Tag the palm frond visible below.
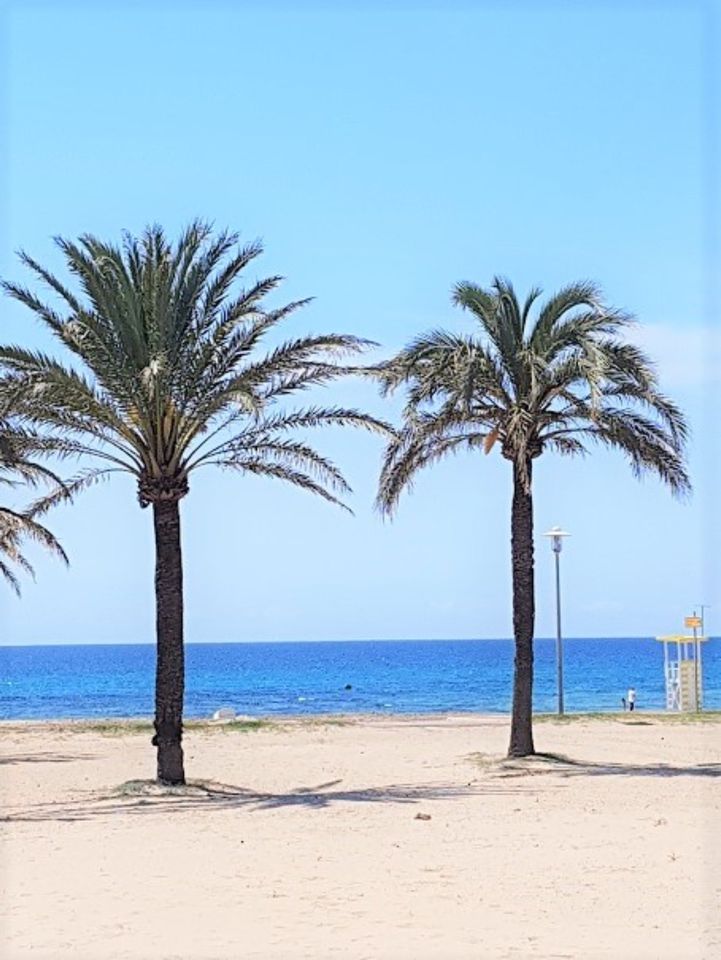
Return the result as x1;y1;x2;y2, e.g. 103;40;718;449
377;427;487;516
527;280;603;352
186;406;393;472
580;407;689;495
0;555;24;595
200;439;351;494
0;419;74;591
217;458;353;513
0;507;68;564
25;468;114;518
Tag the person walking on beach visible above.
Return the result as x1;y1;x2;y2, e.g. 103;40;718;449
627;687;636;712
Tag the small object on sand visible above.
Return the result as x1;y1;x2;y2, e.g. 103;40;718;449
344;684;352;691
212;707;237;721
414;812;431;821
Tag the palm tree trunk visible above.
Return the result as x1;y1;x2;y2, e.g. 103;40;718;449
152;498;186;785
508;458;536;757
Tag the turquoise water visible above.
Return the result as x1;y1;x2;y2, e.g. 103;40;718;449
1;638;719;720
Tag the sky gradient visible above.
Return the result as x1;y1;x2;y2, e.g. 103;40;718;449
1;1;718;643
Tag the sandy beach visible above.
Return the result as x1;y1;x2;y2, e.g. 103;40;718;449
1;714;719;960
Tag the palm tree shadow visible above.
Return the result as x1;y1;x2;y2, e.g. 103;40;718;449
5;754;719;824
1;776;530;823
498;752;721;779
0;753;94;765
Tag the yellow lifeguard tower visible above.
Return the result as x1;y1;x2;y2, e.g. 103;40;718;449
656;622;708;712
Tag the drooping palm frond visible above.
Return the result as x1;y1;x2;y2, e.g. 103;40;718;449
375;277;690;512
378;422;489;516
0;421;71;594
0;222;392;511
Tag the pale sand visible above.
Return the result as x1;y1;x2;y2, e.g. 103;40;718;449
1;715;720;960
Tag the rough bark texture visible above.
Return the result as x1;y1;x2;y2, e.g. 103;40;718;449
508;458;536;757
152;498;186;785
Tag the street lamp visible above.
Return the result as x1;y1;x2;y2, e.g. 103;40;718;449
543;526;571;715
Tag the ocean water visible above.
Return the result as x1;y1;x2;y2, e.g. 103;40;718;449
1;638;719;721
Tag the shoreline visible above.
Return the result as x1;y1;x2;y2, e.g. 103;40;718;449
2;709;720;730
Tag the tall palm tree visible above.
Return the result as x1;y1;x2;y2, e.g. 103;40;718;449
0;222;389;784
375;278;689;757
0;423;67;593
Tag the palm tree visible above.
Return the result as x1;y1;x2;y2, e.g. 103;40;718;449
0;423;67;593
0;221;389;784
374;278;689;757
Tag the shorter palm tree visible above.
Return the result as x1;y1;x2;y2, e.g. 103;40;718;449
0;423;67;592
375;277;689;756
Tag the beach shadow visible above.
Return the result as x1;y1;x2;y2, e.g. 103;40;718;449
0;775;534;823
0;752;94;765
483;752;721;780
5;753;718;824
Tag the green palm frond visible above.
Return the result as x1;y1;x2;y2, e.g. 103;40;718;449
25;468;114;518
452;280;520;380
185;407;392;472
377;426;488;516
0;558;24;595
1;222;387;513
0;507;68;563
221;458;353;513
0;421;72;593
527;280;602;351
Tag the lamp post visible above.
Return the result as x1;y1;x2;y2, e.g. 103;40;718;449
543;526;570;715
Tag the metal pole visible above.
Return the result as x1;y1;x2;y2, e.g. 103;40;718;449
693;610;701;713
555;548;564;715
698;605;707;712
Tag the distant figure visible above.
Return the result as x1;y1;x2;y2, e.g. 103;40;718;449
628;687;636;712
621;697;626;711
344;683;352;691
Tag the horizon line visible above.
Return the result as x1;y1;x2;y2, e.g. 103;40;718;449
2;634;713;649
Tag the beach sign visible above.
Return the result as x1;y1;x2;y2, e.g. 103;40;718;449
684;615;702;629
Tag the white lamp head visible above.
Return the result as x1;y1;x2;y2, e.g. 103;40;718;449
543;526;571;553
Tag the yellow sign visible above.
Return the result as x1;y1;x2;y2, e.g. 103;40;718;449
684;616;702;629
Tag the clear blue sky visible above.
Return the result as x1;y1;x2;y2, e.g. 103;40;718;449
0;1;718;643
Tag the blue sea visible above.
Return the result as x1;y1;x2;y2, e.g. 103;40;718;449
1;638;719;720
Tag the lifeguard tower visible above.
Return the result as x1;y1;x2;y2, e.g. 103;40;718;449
656;619;708;711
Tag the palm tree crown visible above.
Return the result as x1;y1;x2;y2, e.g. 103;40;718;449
376;277;689;509
1;221;388;508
